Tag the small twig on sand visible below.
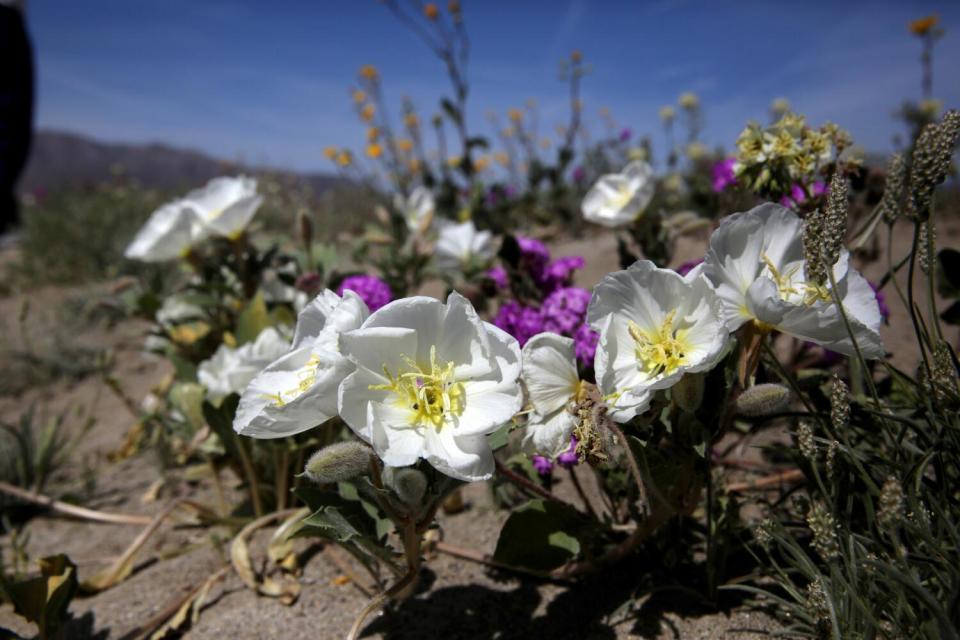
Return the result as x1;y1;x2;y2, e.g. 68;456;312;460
726;468;805;493
494;459;563;503
0;480;153;525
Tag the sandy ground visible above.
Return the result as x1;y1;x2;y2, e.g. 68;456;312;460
1;213;956;639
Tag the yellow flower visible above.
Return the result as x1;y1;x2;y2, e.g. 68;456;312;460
770;97;791;115
424;3;439;20
366;143;383;159
685;142;707;160
404;112;420;129
570;50;582;63
397;138;414;153
628;147;649;161
678;92;699;110
494;152;510;167
336;150;352;167
776;112;806;134
910;15;938;36
474;155;490;171
359;65;379;81
352;89;367;104
323;146;338;160
790;152;816;178
659;105;675;123
508;108;523;122
367;127;380;142
408;158;422;173
920;98;943;118
447;156;461;168
765;129;798;158
448;1;460;14
361;104;376;123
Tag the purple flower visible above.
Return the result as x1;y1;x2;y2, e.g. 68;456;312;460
337;274;393;312
573;323;599;368
869;280;890;320
557;436;580;468
780;181;828;209
572;166;586;182
674;258;704;277
487;266;509;290
517;236;550;282
542;287;591;335
532;455;554;476
712;158;737;193
542;255;585;292
493;301;544;346
619;128;632;142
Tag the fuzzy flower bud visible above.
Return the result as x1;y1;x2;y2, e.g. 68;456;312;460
736;383;792;417
829;374;850;431
931;341;959;406
825;440;839;478
673;373;705;413
805;577;831;625
802;206;827;286
384;467;428;507
909;110;960;220
822;172;849;269
303;442;372;485
878;476;905;530
807;502;839;561
918;220;935;275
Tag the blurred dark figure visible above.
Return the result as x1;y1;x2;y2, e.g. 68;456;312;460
0;1;34;238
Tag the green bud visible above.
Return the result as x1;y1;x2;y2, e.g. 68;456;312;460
736;383;791;417
673;373;705;413
384;467;428;507
303;441;372;485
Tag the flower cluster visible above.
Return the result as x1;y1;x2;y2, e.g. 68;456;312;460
733;113;850;199
336;274;394;312
490;237;599;367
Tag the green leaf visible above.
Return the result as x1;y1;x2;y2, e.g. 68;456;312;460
235;292;270;344
486;423;512;451
493;499;587;571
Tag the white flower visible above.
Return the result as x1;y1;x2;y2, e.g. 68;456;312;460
337;292;522;481
233;290;369;438
521;333;581;458
394;186;434;235
588;261;729;422
434;220;495;272
124;202;199;262
702;203;884;358
184;176;263;241
124;176;262;262
198;327;290;402
582;160;655;228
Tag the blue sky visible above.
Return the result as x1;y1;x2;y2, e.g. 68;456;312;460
28;0;960;172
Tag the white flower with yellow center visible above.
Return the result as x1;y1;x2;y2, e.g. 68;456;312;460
233;290;369;438
588;261;729;422
434;220;495;272
124;202;199;262
185;175;263;241
582;160;655;228
198;327;291;402
521;333;584;458
337;293;522;481
394;186;435;235
702;203;884;358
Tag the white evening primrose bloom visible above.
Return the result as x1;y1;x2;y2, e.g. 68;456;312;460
588;261;729;422
186;176;263;241
337;292;522;481
702;203;883;358
434;220;495;272
394;185;435;235
198;327;290;402
582;160;655;228
233;290;370;438
521;333;583;458
124;201;199;262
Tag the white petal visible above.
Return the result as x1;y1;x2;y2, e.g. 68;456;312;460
124;202;197;262
424;428;494;481
370;402;424;468
521;333;579;416
523;409;577;458
340;327;419;381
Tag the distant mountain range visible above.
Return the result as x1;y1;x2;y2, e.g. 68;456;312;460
18;129;344;194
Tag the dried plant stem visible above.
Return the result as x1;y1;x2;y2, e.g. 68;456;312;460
725;469;805;493
494;458;564;504
0;480;153;525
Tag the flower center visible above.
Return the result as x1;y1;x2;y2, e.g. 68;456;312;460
265;354;321;407
628;309;689;377
371;345;465;429
761;254;832;306
611;184;635;210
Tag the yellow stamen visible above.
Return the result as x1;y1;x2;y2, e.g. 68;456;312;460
264;354;321;408
369;345;465;430
628;309;689;377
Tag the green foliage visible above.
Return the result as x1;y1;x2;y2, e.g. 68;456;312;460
493;499;588;571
